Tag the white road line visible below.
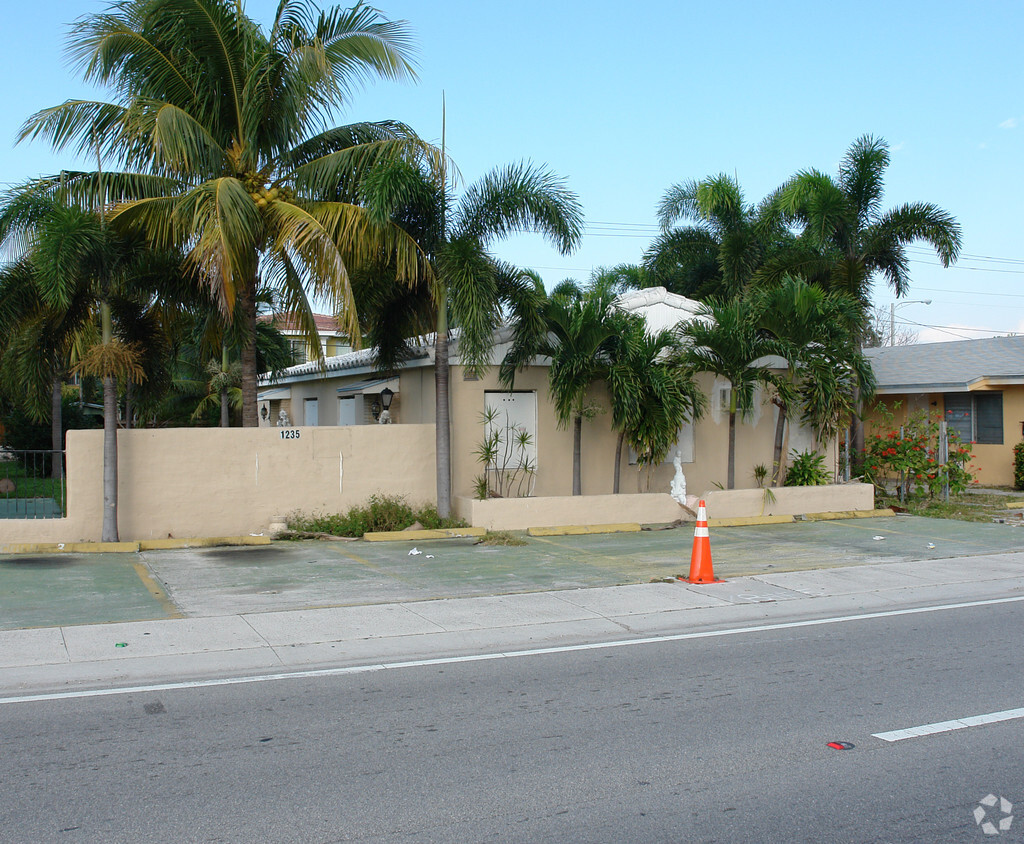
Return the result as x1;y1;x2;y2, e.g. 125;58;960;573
3;594;1024;706
873;707;1024;742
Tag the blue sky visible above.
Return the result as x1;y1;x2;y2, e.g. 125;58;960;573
4;0;1023;343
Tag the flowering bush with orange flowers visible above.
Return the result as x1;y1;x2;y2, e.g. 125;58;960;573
863;404;974;500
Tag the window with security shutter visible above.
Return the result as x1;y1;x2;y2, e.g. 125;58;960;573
943;394;972;442
975;393;1003;444
942;392;1003;444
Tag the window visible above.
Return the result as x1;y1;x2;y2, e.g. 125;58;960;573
288;339;307;364
943;392;1003;445
629;421;694;465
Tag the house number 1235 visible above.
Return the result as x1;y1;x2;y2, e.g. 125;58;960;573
279;429;300;440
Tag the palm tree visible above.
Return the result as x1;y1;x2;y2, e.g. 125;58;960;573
644;174;790;301
605;313;706;493
750;275;872;484
20;0;436;427
679;298;784;489
777;135;961;467
0;256;90;479
0;190;172;540
362;159;583;515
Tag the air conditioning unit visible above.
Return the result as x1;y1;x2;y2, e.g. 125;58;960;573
719;386;731;412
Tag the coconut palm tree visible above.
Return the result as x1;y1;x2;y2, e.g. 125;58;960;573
361;158;583;515
605;313;706;493
19;0;436;427
749;275;873;484
679;298;784;489
644;174;791;301
777;135;961;467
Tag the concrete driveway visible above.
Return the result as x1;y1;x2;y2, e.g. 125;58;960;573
1;515;1020;631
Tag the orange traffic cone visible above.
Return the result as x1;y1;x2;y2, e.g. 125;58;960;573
686;499;722;584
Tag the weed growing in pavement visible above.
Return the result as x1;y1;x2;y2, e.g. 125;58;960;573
476;530;528;546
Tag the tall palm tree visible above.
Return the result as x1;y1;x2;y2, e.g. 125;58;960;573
20;0;436;427
750;275;872;484
777;135;961;467
362;159;583;515
680;298;784;490
644;174;790;301
605;313;706;493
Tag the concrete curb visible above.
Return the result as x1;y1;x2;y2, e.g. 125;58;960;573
0;536;272;555
708;515;794;527
804;508;896;521
138;536;272;550
528;523;641;537
363;527;486;542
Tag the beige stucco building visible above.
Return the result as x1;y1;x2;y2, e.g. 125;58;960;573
258;288;831;501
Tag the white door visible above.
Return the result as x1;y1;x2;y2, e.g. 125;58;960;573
304;397;319;426
483;392;538;467
338;396;357;426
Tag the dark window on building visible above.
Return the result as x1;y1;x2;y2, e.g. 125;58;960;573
942;392;1003;445
975;393;1003;444
288;339;307;364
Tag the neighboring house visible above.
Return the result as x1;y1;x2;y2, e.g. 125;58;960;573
864;336;1024;486
257;313;352;425
262;313;351;365
257;288;825;498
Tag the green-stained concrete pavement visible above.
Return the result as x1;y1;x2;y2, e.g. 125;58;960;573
1;515;1021;631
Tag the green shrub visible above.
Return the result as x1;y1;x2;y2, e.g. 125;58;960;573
863;403;974;500
783;450;830;486
285;494;468;538
1014;442;1024;491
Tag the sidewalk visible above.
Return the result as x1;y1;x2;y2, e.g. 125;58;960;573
3;548;1023;701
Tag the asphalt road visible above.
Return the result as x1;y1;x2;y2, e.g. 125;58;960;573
3;595;1023;842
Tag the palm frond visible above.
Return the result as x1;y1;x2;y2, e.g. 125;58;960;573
454;162;583;255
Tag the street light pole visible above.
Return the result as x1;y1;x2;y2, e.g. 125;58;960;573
890;299;932;345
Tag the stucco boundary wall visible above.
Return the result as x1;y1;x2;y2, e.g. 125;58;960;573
702;483;875;520
456;493;687;532
456;484;874;531
0;425;437;544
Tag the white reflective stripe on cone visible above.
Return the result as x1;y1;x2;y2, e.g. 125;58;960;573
693;527;710;538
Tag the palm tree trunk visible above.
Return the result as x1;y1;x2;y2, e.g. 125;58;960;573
572;414;582;495
102;374;118;542
435;289;452;518
220;345;231;428
240;283;258;428
771;399;786;486
850;380;864;476
51;376;63;481
100;300;119;542
727;409;737;490
613;430;624;494
125;381;133;429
